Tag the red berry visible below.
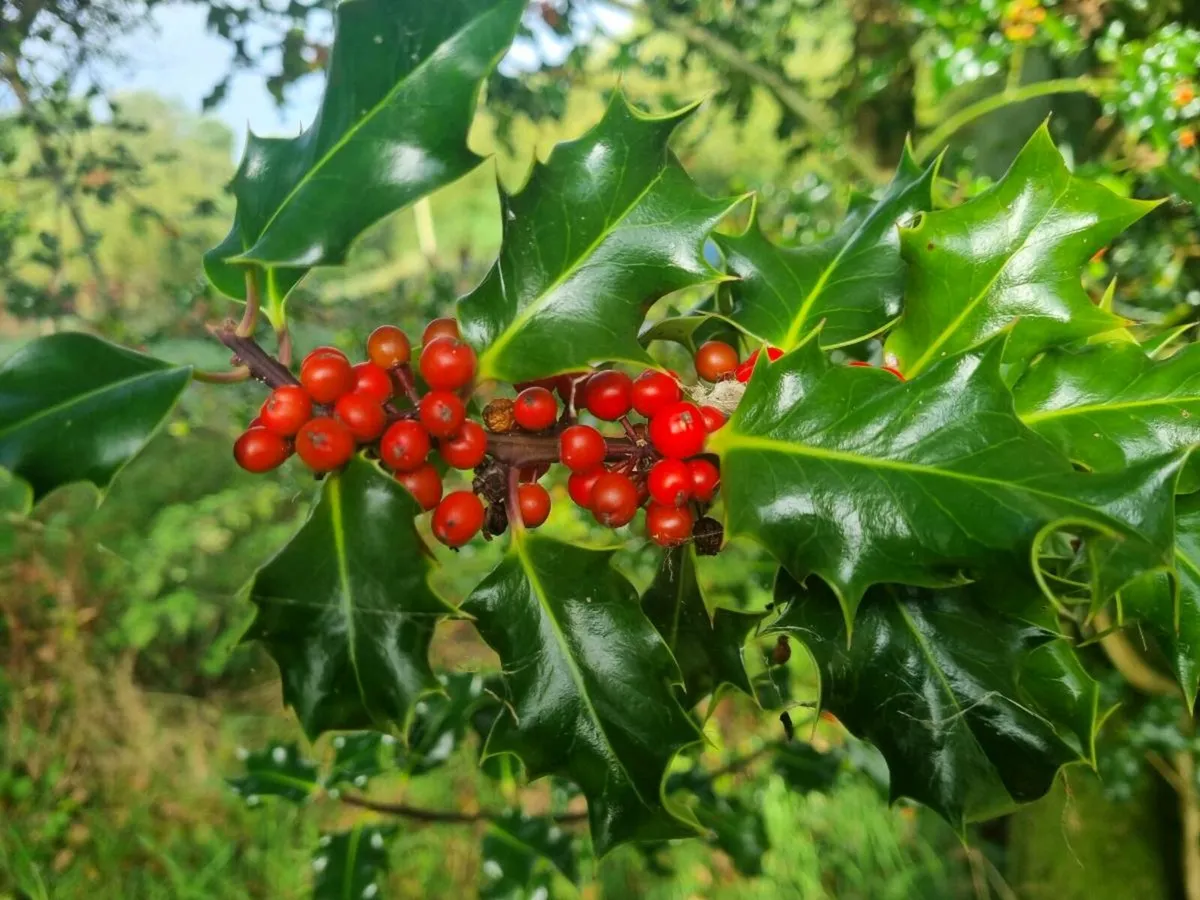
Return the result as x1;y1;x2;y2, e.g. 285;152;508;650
333;393;387;442
648;402;706;459
556;372;590;404
440;421;488;470
432;490;485;548
584;370;633;420
689;458;720;502
422;317;460;345
352;362;394;403
260;385;313;437
882;365;906;381
419;390;467;438
395;463;443;511
647;458;692;507
568;467;605;508
234;427;291;473
301;353;355;404
848;360;905;381
305;345;348;364
646;503;694;547
513;386;558;432
295;417;355;472
517;483;552;528
590;472;640;527
380;420;431;472
514;376;558;393
419;337;476;391
559;424;606;473
248;415;265;428
631;370;682;419
734;346;784;383
367;325;411;369
695;341;739;383
699;405;726;433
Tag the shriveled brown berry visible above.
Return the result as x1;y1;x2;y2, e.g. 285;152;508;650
483;398;517;433
692;516;724;556
771;635;792;666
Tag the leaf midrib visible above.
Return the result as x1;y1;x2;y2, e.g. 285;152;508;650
239;3;502;261
721;433;1131;530
514;537;646;805
328;476;368;712
0;366;184;440
1020;393;1200;424
478;165;670;375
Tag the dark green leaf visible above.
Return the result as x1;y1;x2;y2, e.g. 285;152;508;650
885;125;1158;376
246;459;454;739
406;671;488;775
709;335;1181;623
204;0;524;302
462;533;703;854
767;573;1100;829
229;741;319;804
692;792;769;877
311;825;395;900
0;333;190;503
1121;492;1200;706
773;741;842;794
714;147;936;350
326;732;398;791
641;546;761;706
459;96;741;383
480;810;578;900
1013;342;1200;489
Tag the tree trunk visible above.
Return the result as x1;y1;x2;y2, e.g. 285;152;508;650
1007;771;1174;900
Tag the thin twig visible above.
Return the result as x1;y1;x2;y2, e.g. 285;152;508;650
339;792;589;824
507;465;523;532
236;271;261;338
394;364;422;406
193;366;251;385
209;322;299;389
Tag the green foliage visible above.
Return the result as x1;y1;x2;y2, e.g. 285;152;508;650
311;825;396;900
229;742;320;804
246;459;454;740
480;811;578;900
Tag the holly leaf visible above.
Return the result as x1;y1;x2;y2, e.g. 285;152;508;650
326;732;398;791
773;742;842;794
228;741;319;804
311;825;395;900
708;335;1182;624
462;532;703;854
245;459;454;739
459;95;742;383
767;573;1101;829
1121;492;1200;706
885;125;1158;377
203;0;524;303
0;333;190;503
640;546;761;707
1014;342;1200;489
406;672;488;775
480;810;578;900
713;146;937;351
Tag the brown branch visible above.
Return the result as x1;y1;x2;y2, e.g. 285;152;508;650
209;322;299;389
339;792;589;825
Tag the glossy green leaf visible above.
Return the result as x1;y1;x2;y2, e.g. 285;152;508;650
406;672;488;776
480;810;578;900
641;546;761;707
1121;492;1200;706
312;825;395;900
245;459;454;739
462;532;703;854
708;335;1182;623
714;147;936;351
886;125;1157;377
228;742;319;804
1013;342;1200;487
326;732;398;791
0;333;190;503
459;95;742;383
667;767;769;876
204;0;524;303
767;573;1100;829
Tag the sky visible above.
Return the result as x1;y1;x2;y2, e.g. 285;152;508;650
98;1;631;158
